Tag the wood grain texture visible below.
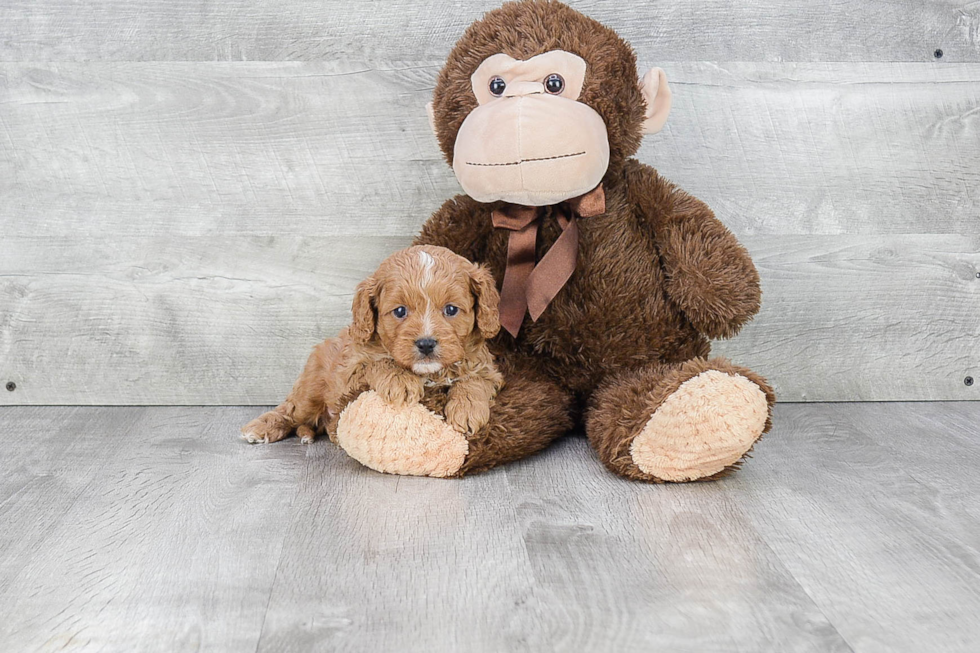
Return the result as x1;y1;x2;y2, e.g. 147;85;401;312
0;62;455;239
838;402;980;556
3;62;979;236
0;406;306;652
1;0;978;63
725;403;980;652
1;232;976;404
0;407;144;597
502;435;852;652
3;403;980;651
0;233;402;405
648;62;980;236
1;61;978;403
712;234;980;402
254;435;541;652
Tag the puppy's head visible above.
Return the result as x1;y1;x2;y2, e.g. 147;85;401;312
350;245;500;375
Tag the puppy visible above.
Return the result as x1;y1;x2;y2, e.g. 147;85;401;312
241;245;503;445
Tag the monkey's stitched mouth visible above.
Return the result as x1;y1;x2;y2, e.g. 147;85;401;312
466;151;586;167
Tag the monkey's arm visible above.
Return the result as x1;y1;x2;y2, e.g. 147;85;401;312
413;194;493;262
626;160;761;339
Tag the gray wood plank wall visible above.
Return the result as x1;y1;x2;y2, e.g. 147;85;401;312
1;1;978;404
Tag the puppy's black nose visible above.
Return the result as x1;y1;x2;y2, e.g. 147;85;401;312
415;337;437;356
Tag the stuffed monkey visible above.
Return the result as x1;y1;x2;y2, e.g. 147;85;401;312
318;0;775;482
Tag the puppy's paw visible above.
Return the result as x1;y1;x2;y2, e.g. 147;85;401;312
296;425;316;444
375;374;425;408
241;410;293;444
444;395;490;435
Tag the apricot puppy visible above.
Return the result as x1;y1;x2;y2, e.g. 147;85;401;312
241;245;503;445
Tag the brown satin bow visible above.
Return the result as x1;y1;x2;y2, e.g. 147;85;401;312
491;184;606;337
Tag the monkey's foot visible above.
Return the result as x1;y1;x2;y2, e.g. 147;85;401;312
336;391;468;478
630;370;769;482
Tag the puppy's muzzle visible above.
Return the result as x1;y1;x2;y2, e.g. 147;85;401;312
415;337;438;357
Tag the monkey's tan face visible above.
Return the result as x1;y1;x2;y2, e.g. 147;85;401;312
452;51;610;206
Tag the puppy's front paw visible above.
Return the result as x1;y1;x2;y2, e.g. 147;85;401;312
375;373;425;408
444;395;490;435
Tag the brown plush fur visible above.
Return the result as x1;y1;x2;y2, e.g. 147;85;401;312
241;246;504;444
414;0;775;481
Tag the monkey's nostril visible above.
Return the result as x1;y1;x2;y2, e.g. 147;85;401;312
415;338;438;356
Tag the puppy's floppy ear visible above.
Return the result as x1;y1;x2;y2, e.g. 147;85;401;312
469;264;500;340
349;276;379;344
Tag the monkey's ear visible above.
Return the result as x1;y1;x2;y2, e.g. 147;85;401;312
469;264;500;340
426;101;438;138
349;276;379;344
639;67;672;134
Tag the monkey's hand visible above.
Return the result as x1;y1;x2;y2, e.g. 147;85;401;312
628;161;761;339
657;202;761;340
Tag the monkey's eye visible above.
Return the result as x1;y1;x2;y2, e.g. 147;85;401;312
393;306;407;319
489;76;507;96
443;304;459;317
544;73;564;94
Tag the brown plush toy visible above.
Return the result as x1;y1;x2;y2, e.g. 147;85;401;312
297;0;775;482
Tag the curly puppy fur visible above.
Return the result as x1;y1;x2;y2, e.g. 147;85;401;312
241;245;504;444
412;0;775;481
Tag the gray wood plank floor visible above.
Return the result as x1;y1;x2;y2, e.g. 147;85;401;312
1;403;979;652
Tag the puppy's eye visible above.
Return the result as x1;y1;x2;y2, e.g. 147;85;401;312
443;304;459;317
489;76;506;96
392;306;407;319
544;73;564;94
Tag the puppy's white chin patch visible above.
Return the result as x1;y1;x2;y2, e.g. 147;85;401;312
412;361;443;375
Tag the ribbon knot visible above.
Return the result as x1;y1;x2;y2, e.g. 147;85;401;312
491;184;606;337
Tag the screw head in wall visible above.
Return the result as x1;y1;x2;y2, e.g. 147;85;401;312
934;49;944;59
5;381;15;392
966;377;975;387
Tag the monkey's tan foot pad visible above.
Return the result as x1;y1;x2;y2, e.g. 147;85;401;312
630;370;768;482
241;410;293;444
336;391;468;478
